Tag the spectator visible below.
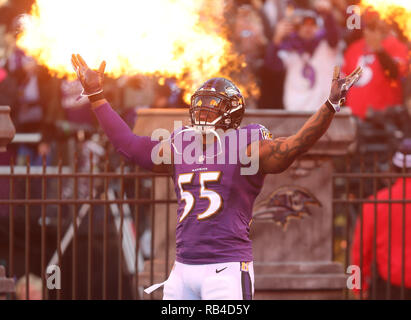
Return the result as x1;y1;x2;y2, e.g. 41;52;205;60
0;64;17;107
119;79;177;129
403;66;411;103
257;0;292;110
351;138;411;299
241;0;281;41
15;274;43;300
264;0;341;111
233;4;268;109
261;0;288;40
342;10;409;119
8;55;57;166
3;17;58;166
403;74;411;137
150;82;172;109
0;1;34;33
258;1;287;110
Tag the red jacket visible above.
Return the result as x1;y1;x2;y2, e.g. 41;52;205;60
342;35;409;119
352;178;411;293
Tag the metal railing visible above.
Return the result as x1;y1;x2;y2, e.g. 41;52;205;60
0;151;176;300
1;149;410;299
332;153;411;300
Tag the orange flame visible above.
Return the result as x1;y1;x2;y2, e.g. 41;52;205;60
361;0;411;40
16;0;244;103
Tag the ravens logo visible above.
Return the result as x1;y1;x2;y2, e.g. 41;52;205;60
253;186;321;230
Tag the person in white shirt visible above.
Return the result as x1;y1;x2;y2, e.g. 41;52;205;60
264;1;342;111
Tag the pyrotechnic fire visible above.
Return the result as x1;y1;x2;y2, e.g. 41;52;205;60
361;0;411;40
16;0;244;102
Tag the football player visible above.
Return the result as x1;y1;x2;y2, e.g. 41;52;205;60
71;53;361;300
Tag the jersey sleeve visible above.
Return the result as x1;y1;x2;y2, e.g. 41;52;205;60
244;123;273;144
239;124;272;176
93;102;159;171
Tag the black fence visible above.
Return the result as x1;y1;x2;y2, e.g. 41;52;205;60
332;153;411;300
0;151;177;300
0;148;410;299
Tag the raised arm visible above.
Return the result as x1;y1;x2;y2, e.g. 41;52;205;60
71;54;171;173
258;66;362;174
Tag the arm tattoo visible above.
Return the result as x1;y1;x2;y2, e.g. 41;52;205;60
262;104;334;165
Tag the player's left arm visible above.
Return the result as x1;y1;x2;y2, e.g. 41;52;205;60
257;66;362;174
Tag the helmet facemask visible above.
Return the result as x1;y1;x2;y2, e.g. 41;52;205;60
189;92;243;135
184;78;245;160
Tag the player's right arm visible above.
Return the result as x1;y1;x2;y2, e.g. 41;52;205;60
71;54;171;173
256;66;362;174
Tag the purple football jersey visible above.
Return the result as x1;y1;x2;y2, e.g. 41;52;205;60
171;124;268;264
92;102;270;265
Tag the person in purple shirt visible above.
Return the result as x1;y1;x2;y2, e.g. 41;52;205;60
71;54;361;300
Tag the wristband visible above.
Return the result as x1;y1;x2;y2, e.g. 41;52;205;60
88;92;105;102
326;99;340;113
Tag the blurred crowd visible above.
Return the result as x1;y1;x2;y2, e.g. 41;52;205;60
0;0;410;165
0;0;410;300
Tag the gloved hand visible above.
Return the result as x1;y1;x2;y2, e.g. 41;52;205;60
328;66;362;112
71;54;106;101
